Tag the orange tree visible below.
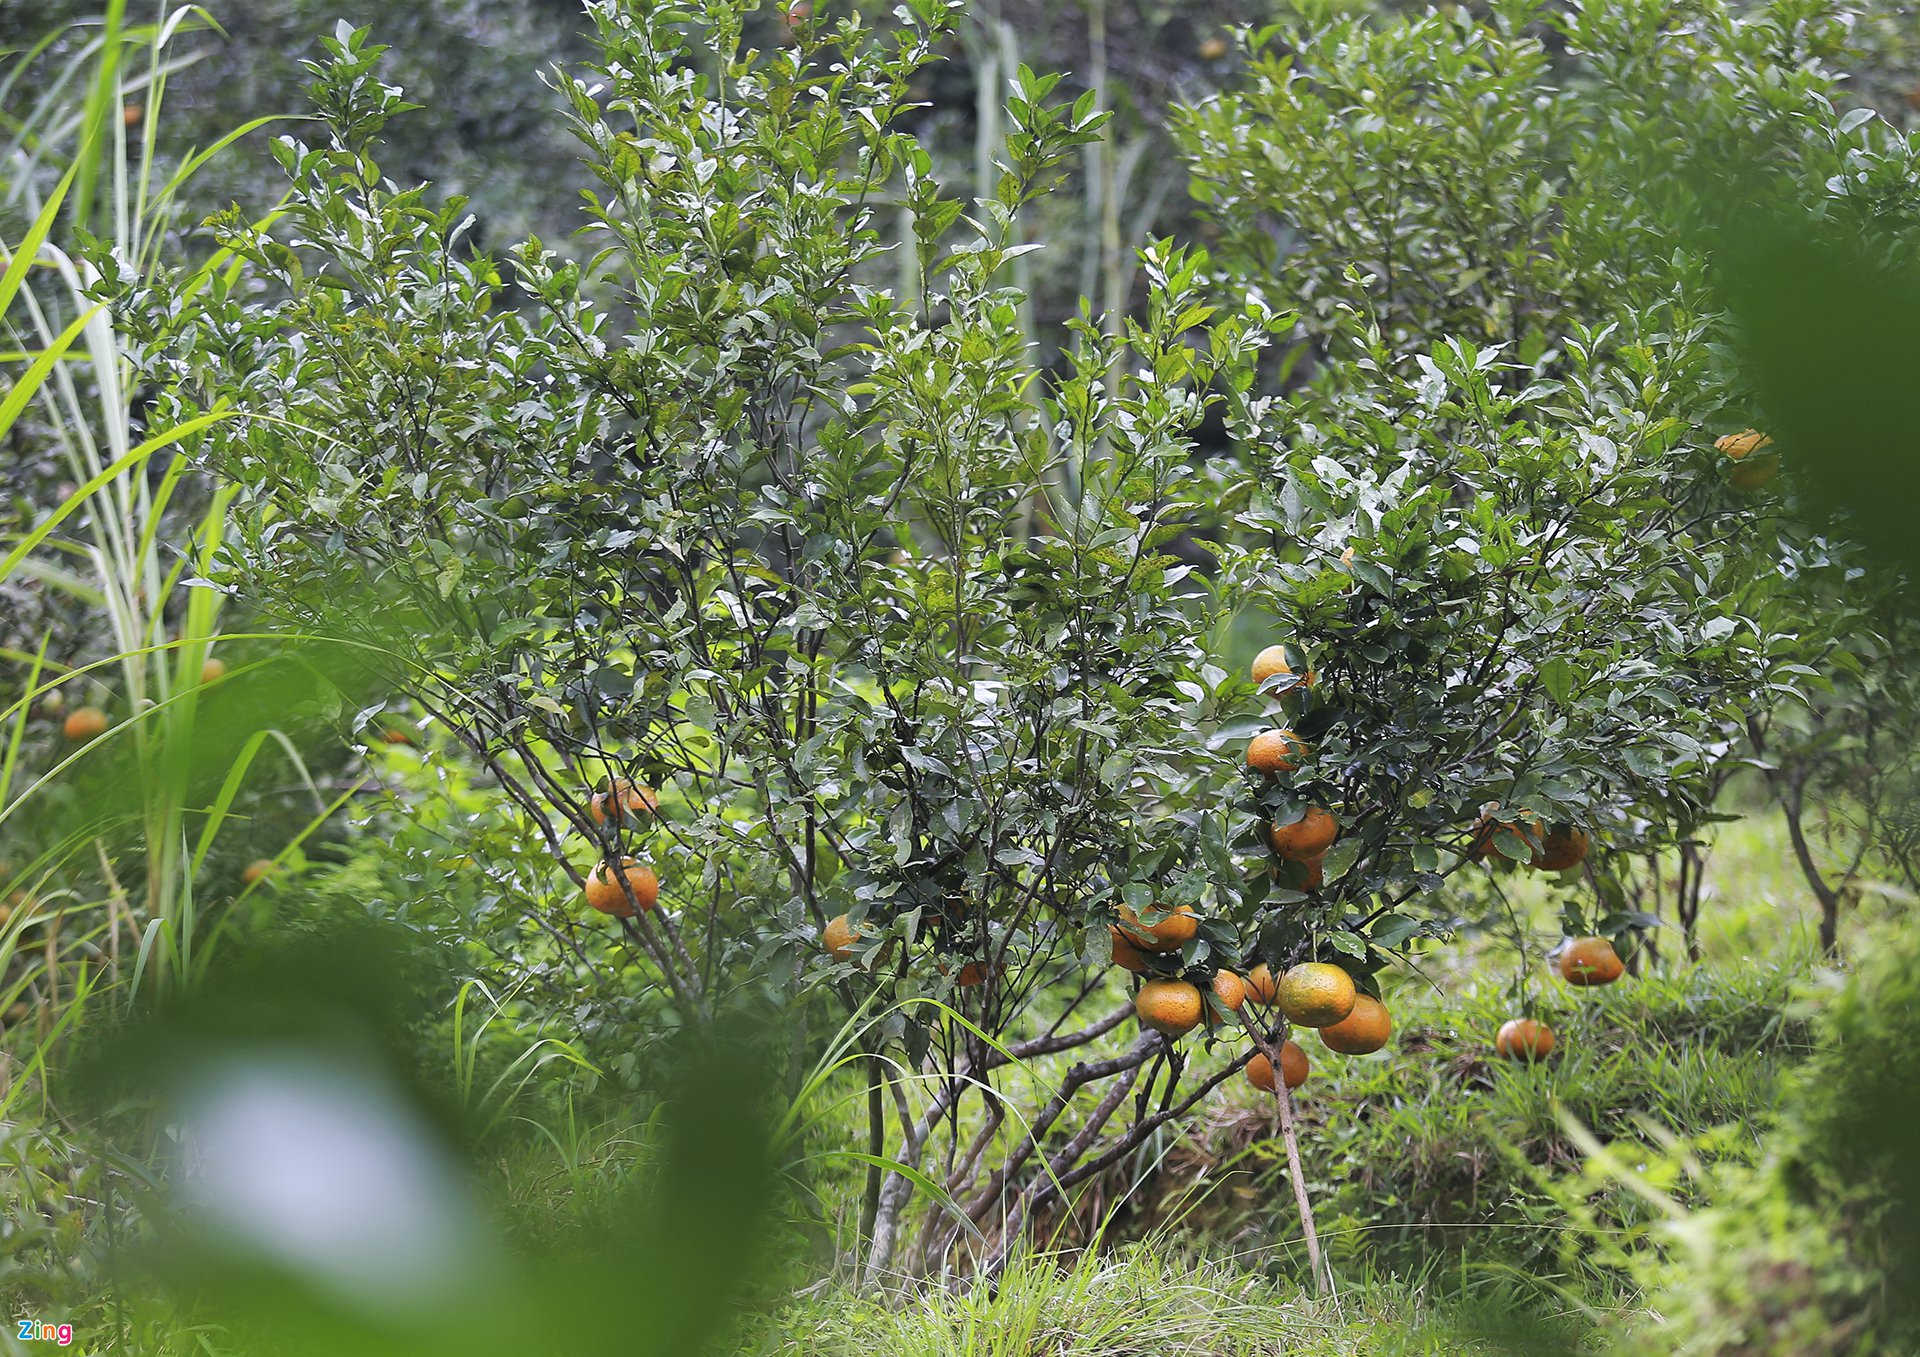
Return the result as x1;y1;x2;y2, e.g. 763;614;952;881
127;1;1316;1283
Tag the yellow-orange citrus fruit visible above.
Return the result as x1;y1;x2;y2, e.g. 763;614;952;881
1559;935;1625;986
1246;729;1305;775
1535;825;1590;871
1246;1040;1310;1091
586;858;659;917
200;657;227;684
1250;645;1315;695
1495;1017;1557;1061
1250;645;1288;682
1198;34;1229;60
1136;978;1204;1037
1110;928;1149;973
1245;963;1279;1004
589;778;659;825
1211;970;1248;1011
1269;806;1338;860
1715;428;1773;459
1277;962;1357;1027
241;859;278;887
822;914;866;960
1318;993;1392;1054
63;707;109;741
1729;453;1780;490
1115;902;1200;952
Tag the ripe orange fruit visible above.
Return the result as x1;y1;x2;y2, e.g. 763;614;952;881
1269;806;1338;860
1272;850;1325;892
1729;453;1780;490
1535;825;1590;871
1715;428;1773;459
823;914;863;960
1277;962;1357;1027
1495;1017;1557;1061
1244;963;1279;1004
1246;729;1305;775
241;859;278;887
1115;902;1200;952
1249;645;1315;695
1471;813;1542;863
1318;993;1391;1054
200;657;227;684
1198;34;1229;61
589;778;659;825
586;858;659;917
1559;935;1624;986
1136;978;1204;1037
1246;1040;1310;1091
1211;969;1248;1011
1110;928;1149;973
63;707;109;741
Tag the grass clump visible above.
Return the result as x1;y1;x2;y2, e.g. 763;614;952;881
743;1242;1542;1356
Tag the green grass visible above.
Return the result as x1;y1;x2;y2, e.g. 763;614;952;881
740;1241;1564;1356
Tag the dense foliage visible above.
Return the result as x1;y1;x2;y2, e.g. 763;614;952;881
3;0;1919;1348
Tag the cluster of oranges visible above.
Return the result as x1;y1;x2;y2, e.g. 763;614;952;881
1241;639;1630;1069
580;779;662;918
795;627;1634;1088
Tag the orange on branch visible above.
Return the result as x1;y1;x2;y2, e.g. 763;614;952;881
1246;729;1305;775
1277;962;1357;1027
1535;825;1590;871
823;914;863;960
1714;428;1773;459
1246;1041;1310;1091
1109;928;1149;973
1136;979;1204;1037
1269;807;1338;860
1115;902;1199;952
1318;993;1391;1054
1245;963;1279;1004
586;857;659;917
590;778;659;825
1210;970;1248;1011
